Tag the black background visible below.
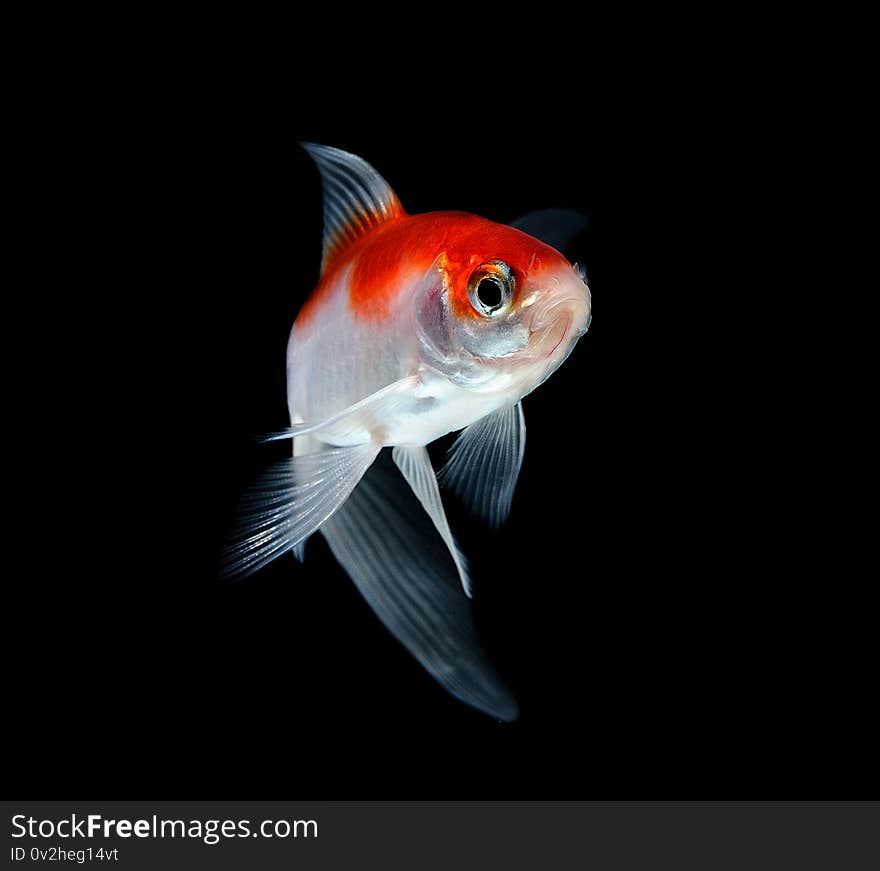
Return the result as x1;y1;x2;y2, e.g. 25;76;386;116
10;85;873;797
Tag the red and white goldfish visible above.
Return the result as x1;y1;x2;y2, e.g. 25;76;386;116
225;144;591;720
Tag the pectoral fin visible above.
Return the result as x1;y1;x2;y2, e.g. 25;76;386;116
439;402;526;528
261;376;419;444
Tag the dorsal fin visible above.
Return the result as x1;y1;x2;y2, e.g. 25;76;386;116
301;143;405;274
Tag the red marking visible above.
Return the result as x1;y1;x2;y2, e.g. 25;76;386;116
296;211;568;327
323;194;404;268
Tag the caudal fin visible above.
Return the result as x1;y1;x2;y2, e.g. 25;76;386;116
321;450;519;722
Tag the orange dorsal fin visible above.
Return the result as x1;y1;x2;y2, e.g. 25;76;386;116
301;143;405;275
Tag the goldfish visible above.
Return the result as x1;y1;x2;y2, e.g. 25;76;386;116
224;143;591;721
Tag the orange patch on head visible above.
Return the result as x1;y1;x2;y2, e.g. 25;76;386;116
295;211;568;327
441;221;562;321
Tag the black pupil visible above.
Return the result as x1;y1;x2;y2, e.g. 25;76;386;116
477;277;503;310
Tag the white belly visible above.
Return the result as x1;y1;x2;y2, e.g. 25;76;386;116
379;372;508;446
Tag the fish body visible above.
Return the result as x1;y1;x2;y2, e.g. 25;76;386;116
289;212;566;445
226;144;591;720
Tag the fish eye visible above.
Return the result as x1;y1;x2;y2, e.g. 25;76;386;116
467;260;515;317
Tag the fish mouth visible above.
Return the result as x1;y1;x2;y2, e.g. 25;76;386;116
541;309;573;358
530;294;589;361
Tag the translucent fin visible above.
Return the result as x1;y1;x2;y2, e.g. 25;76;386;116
392;445;472;598
261;375;419;443
439;402;526;528
301;143;405;274
221;443;379;578
293;540;307;562
511;208;588;255
321;451;518;722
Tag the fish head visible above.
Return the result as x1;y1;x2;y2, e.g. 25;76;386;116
416;219;591;397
